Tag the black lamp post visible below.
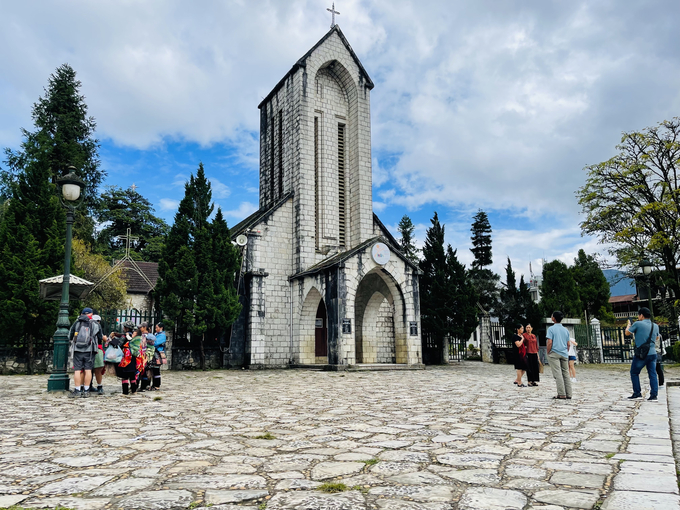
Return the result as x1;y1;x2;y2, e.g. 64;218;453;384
640;256;654;318
47;168;86;392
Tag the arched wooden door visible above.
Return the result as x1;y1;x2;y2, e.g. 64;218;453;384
315;300;328;357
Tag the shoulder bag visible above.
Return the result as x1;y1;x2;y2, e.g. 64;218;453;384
634;324;655;360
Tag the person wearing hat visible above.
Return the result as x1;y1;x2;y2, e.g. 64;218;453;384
108;320;138;395
68;307;103;398
89;314;106;395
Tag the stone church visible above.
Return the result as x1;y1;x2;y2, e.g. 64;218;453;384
228;25;422;369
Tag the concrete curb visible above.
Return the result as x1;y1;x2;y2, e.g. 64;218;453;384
602;385;680;509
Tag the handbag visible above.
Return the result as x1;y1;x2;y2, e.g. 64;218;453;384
104;344;123;364
538;359;544;374
634;325;655;360
159;351;167;365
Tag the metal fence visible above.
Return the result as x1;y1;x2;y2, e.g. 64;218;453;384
573;324;599;348
599;325;679;363
99;309;163;335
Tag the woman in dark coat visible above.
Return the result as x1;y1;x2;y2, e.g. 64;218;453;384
512;324;528;387
523;323;540;386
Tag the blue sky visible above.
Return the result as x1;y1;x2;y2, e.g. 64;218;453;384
2;0;679;280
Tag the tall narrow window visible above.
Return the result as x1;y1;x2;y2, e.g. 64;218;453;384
278;110;283;198
314;116;320;251
269;113;275;203
337;123;346;247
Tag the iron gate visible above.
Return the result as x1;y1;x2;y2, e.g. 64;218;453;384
422;332;443;365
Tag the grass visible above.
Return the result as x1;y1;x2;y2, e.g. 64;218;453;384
154;396;162;401
318;482;349;493
255;432;276;440
188;502;202;510
360;459;378;466
258;503;267;510
605;453;615;458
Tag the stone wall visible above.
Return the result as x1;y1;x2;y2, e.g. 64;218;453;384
0;350;53;375
171;349;222;370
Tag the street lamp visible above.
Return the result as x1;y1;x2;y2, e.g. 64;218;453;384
47;167;86;392
640;255;654;318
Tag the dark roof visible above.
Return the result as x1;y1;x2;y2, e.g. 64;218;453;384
119;261;159;294
258;25;374;109
230;192;293;239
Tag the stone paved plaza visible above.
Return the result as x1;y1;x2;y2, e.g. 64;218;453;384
1;362;679;510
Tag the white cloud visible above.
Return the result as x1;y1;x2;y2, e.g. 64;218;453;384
210;178;230;199
223;201;258;221
159;198;179;211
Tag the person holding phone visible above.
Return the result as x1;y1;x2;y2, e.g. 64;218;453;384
625;307;659;401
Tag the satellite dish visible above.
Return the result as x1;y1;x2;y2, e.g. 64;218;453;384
236;234;248;246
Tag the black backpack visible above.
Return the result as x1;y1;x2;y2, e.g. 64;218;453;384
74;318;96;350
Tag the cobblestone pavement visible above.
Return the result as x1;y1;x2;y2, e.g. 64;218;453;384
0;362;678;510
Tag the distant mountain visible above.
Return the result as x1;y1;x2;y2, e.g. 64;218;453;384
603;269;636;297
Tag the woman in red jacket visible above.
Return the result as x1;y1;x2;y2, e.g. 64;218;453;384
523;323;539;386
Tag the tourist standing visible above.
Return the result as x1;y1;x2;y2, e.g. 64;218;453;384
523;323;539;386
110;321;137;395
547;311;572;400
568;338;578;383
512;324;527;387
151;322;167;390
625;307;659;402
89;314;106;395
68;307;102;398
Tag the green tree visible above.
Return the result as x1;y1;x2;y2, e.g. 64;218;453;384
577;118;680;318
470;210;493;269
95;185;169;262
468;210;500;314
0;159;65;373
540;260;582;318
156;163;241;368
419;212;478;344
498;257;521;332
571;249;614;322
72;238;127;311
397;214;419;263
446;245;479;342
2;64;105;241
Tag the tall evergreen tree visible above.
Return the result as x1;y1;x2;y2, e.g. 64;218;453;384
95;185;169;262
446;246;479;342
499;258;542;333
468;209;500;313
397;214;419;263
0;158;65;373
419;212;449;338
570;249;613;322
156;163;241;369
2;64;105;241
470;210;493;269
540;259;582;318
419;212;478;343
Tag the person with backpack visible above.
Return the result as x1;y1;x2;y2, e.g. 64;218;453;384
68;307;103;398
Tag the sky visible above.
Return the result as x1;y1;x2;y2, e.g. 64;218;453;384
1;0;679;281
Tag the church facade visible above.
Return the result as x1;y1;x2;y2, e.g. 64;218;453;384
228;26;422;369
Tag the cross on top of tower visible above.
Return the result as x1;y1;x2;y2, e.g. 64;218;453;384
130;183;138;192
327;2;340;28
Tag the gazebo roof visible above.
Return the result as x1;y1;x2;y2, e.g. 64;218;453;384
39;274;94;301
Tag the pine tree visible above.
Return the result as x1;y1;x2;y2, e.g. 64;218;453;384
397;214;419;263
470;210;493;269
0;158;65;373
95;185;169;262
2;64;105;241
468;209;500;313
419;212;449;338
540;259;582;318
446;246;479;343
156;163;241;369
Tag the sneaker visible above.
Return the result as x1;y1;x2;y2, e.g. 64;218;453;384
68;389;81;398
627;394;643;400
648;396;658;402
97;386;104;395
89;386;98;393
81;389;89;398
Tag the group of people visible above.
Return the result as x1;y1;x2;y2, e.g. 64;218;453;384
68;307;167;397
512;307;662;402
512;312;578;397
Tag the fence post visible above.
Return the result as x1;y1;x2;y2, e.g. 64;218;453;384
480;315;492;363
590;318;603;363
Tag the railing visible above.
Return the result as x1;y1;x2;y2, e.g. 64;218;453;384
99;309;163;335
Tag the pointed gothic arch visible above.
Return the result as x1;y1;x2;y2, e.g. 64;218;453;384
299;287;328;364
